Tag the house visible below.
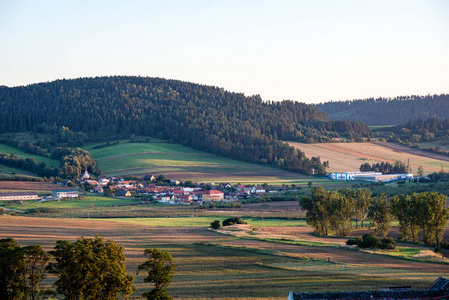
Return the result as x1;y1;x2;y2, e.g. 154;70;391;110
235;184;246;191
117;189;132;197
170;180;180;185
52;189;78;199
288;276;449;300
251;185;266;194
62;179;71;186
0;192;38;201
177;195;193;204
202;190;224;202
93;186;104;193
98;178;110;186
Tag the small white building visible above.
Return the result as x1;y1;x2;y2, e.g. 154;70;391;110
52;189;79;199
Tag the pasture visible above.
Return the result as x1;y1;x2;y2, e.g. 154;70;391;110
0;143;60;168
85;139;348;187
289;141;449;175
0;215;447;300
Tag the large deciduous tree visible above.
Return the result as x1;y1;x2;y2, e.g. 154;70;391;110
368;193;394;237
138;248;176;300
47;236;135;300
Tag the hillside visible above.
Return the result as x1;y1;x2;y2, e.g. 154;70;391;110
316;94;449;125
86;139;347;187
289;142;449;175
0;76;368;176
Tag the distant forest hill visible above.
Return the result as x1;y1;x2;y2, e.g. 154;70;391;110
0;76;369;176
316;94;449;126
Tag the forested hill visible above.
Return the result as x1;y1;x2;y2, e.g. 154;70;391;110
316;94;449;126
0;76;367;175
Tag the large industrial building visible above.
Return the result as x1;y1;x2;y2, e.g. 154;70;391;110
0;192;39;201
328;172;413;183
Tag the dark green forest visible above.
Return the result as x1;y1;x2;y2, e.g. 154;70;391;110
0;76;368;176
316;94;449;125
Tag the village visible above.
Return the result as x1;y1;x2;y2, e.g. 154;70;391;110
0;168;292;205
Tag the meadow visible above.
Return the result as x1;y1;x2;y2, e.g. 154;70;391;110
1;215;447;300
0;143;60;168
85;139;349;187
289;141;449;175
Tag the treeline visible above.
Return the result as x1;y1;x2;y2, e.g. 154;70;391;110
0;147;96;180
316;94;449;125
0;76;368;175
389;117;449;144
0;236;175;300
300;187;448;246
0;153;57;177
359;160;407;174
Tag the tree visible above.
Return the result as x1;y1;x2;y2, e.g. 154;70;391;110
0;238;27;300
354;188;371;228
210;220;221;229
300;187;330;236
137;249;176;300
47;236;135;300
22;245;51;300
417;165;424;177
329;190;355;236
368;194;394;237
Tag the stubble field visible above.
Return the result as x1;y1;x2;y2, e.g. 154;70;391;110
289;142;449;175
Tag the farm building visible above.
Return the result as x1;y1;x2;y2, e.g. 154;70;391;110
328;172;413;183
288;276;449;300
0;192;38;201
117;189;132;197
52;189;78;199
202;190;224;202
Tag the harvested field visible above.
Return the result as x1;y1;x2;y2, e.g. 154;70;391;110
289;142;449;175
1;215;447;299
0;181;71;193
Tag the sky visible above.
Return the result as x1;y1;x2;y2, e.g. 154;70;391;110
1;0;448;104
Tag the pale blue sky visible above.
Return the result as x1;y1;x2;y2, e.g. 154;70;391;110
1;0;448;103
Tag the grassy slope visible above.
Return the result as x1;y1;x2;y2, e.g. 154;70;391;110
86;139;347;187
0;143;60;168
289;142;449;175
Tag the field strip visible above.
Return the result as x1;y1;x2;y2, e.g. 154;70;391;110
96;151;209;161
376;142;449;162
220;239;449;273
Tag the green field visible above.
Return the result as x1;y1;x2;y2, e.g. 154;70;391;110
0;164;37;177
85;139;348;186
0;143;60;168
1;194;137;211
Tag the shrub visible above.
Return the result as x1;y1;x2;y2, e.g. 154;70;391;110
210;220;221;230
380;237;396;249
441;242;449;249
222;217;247;226
434;246;442;254
346;239;357;246
357;234;379;248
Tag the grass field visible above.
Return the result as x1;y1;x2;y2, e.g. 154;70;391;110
1;215;447;300
2;194;137;210
85;139;349;187
0;143;60;168
289;142;449;175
